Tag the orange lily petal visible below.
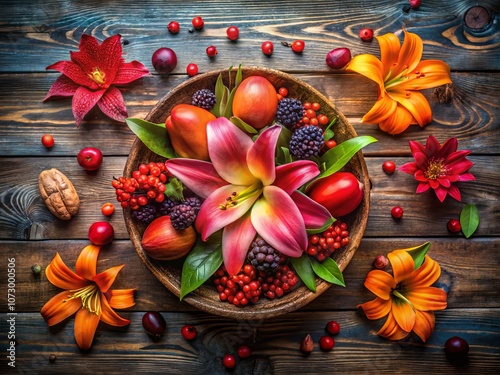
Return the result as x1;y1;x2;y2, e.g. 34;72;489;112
357;297;392;320
346;54;385;96
377;311;410;341
363;270;396;300
406;286;448;311
378;103;415;134
399;60;452;91
389;90;432;127
406;256;441;287
392;300;416;332
75;245;101;280
100;295;131;327
376;32;401;79
393;30;423;78
388;250;415;284
361;94;398;124
413;310;435;342
74;307;100;350
40;290;82;326
104;289;136;309
45;253;89;290
92;265;125;293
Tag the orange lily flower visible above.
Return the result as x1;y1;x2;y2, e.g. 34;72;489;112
41;245;135;350
357;248;447;342
346;29;452;134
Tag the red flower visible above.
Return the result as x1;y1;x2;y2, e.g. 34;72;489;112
399;135;475;202
43;34;149;127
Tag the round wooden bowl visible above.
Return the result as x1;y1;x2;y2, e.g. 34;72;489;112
124;67;370;320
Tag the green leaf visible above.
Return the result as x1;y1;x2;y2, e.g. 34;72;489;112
211;73;225;117
306;216;335;234
125;118;176;159
180;233;223;300
234;63;243;88
223;86;236;119
311;257;345;287
164;177;184;201
460;204;479;238
323;117;337;141
279;147;293;165
230;116;258;134
290;254;316;292
405;242;431;270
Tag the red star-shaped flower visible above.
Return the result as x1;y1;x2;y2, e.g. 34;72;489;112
43;34;149;127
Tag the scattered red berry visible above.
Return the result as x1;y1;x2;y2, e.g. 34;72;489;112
88;221;114;245
181;325;197;340
291;39;305;53
382;160;396;174
325;321;340;335
101;203;115;217
373;255;389;270
278;87;288;97
319;336;335;351
142;311;166;338
447;219;461;233
326;48;351;69
409;0;421;9
167;21;180;34
306;221;349;262
77;147;103;171
191;16;204;30
41;134;54;148
261;41;274;55
445;336;469;361
206;45;218;57
237;345;251;358
391;206;404;220
186;63;198;77
325;140;337;149
226;26;239;41
222;354;236;369
359;28;374;42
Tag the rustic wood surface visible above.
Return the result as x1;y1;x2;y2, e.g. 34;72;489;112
0;0;499;374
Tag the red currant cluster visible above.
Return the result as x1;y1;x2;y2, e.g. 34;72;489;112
306;221;350;262
260;265;298;299
213;264;262;306
112;162;169;210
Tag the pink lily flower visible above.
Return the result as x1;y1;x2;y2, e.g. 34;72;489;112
166;117;332;275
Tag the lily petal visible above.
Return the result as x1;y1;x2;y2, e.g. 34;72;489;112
400;60;452;91
395;30;423;78
72;86;106;127
113;61;150;85
406;286;448;311
40;291;82;326
75;245;101;280
97;87;128;122
274;160;320;194
406;255;441;287
222;214;256;275
207;117;256;185
251;186;306;257
363;270;396;300
376;32;401;79
43;75;80;100
377;310;410;341
291;191;333;230
45;253;89;290
389;90;432;127
74;307;100;350
104;289;136;309
388;250;415;284
166;159;227;199
346;54;386;95
92;265;125;293
46;60;96;89
392;299;416;332
361;94;397;124
357;297;392;320
413;310;435;342
100;296;131;327
247;125;281;186
378;104;414;134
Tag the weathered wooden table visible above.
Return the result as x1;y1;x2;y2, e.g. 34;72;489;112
1;1;498;374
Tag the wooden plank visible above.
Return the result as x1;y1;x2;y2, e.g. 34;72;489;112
0;72;498;156
1;237;498;313
0;309;498;374
0;0;498;72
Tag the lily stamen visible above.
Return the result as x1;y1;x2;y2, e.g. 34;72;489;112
89;67;106;85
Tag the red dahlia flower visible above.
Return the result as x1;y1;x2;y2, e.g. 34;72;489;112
43;34;150;127
399;135;475;202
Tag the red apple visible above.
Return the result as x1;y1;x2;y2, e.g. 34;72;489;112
88;221;114;245
77;147;103;171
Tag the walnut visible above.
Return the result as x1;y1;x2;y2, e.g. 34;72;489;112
38;168;80;220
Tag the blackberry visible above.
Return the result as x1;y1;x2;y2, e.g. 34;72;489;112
289;125;324;160
131;204;156;224
170;204;197;230
192;89;216;110
247;236;284;273
276;98;304;128
157;197;178;216
184;196;202;213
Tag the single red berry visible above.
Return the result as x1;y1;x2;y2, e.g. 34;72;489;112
278;87;288;97
261;41;274;55
167;21;180;34
186;63;198;77
373;255;389;270
226;26;239;41
237;345;251;358
325;140;337;149
391;206;404;220
192;16;204;30
41;134;54;148
180;325;197;340
326;48;351;69
382;160;396;174
319;336;335;351
222;354;236;369
445;336;469;359
325;321;340;335
447;219;461;233
101;203;115;217
142;311;166;338
409;0;421;9
359;28;374;42
206;45;218;57
291;39;305;53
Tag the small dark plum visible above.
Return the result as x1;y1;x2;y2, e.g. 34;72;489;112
152;48;178;74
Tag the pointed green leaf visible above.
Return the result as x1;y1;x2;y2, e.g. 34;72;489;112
306;216;335;234
323;117;337;141
290;254;316;292
230;116;258;134
211;73;225;117
460;204;479;238
125;118;176;159
278;147;293;165
234;63;243;88
319;135;377;174
322;257;345;286
164;177;184;201
311;257;345;287
405;242;431;270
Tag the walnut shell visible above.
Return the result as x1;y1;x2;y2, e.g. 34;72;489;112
38;168;80;220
